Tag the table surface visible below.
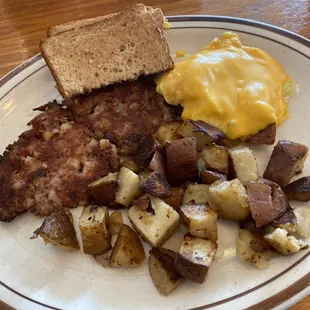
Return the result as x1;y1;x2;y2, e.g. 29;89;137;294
0;0;309;309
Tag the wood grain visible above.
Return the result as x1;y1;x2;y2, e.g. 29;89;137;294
0;0;309;309
1;0;310;77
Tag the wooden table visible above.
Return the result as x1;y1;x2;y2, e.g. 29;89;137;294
0;0;309;309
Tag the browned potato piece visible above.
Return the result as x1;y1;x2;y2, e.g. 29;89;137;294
209;179;250;221
133;136;161;168
115;167;142;207
148;248;183;296
201;169;227;184
79;206;111;255
128;195;181;247
163;187;184;210
179;204;218;241
155;121;182;145
110;211;123;234
176;119;225;149
88;172;122;209
284;177;310;201
247;179;290;227
264;228;308;255
120;157;142;173
246;123;276;145
174;234;217;283
182;183;210;204
140;171;171;198
239;219;267;239
237;229;273;269
132;198;151;211
94;249;113;267
201;143;229;174
166;137;199;186
272;209;297;233
147;150;167;177
110;225;145;267
263;140;309;188
218;137;241;149
31;208;79;251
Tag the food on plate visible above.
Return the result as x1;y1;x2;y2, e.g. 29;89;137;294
284;177;310;201
271;209;297;234
128;195;180;247
246;123;276;145
79;206;111;255
41;4;173;98
200;169;227;184
140;170;171;198
2;2;310;298
236;229;273;269
110;211;124;234
229;148;259;184
157;32;295;141
115;167;142;207
166;137;199;186
246;179;289;227
176;119;225;149
209;179;250;221
88;172;122;208
263;140;309;188
155;121;182;145
264;228;308;256
182;183;210;205
174;234;217;283
0;104;119;222
94;249;113;267
147;150;167;177
110;224;145;267
67;79;167;156
179;203;218;241
148;247;183;295
120;157;142;173
201;143;229;175
31;208;79;251
133;136;161;168
293;207;310;238
163;187;185;210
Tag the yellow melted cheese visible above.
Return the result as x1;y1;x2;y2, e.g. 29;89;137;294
156;32;295;139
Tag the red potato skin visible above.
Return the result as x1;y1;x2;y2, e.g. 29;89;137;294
263;140;309;188
246;123;276;145
284;176;310;201
247;179;289;228
147;150;167;177
166;137;199;186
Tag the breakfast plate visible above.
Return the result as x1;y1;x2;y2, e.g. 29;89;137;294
1;15;310;310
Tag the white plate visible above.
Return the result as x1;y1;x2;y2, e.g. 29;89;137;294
0;16;310;310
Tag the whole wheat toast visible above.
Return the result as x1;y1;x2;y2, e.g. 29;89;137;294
41;4;173;98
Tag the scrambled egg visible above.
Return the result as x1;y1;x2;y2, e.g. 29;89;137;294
156;32;295;139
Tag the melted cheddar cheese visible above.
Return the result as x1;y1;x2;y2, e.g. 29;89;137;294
156;32;295;139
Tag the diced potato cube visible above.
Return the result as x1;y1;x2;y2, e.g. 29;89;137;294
179;204;218;241
230;148;259;184
115;167;142;207
110;211;123;234
201;143;229;174
182;183;210;204
174;234;217;283
209;179;250;221
79;206;111;255
155;121;182;145
148;248;183;296
110;225;145;267
128;195;180;247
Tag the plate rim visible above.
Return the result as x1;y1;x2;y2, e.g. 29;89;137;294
0;15;309;310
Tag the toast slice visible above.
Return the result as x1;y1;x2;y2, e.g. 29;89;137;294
41;4;173;98
47;7;164;36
